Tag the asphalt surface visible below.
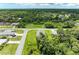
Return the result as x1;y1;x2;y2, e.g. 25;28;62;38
15;29;28;55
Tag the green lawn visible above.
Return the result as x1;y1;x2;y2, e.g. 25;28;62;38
15;29;24;34
8;36;22;41
0;25;12;28
25;24;44;28
0;44;18;55
22;30;40;55
45;30;52;40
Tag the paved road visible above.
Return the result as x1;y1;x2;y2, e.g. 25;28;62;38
15;29;28;55
0;28;66;30
7;41;20;44
16;34;23;36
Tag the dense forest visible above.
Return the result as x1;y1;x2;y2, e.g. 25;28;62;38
0;9;79;28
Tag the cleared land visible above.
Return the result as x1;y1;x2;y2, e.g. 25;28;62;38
22;30;40;55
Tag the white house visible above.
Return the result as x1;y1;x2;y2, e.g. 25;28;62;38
0;39;8;45
0;29;16;37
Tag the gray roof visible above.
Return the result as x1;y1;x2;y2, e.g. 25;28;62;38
11;23;19;26
0;39;7;45
0;22;10;25
0;29;16;36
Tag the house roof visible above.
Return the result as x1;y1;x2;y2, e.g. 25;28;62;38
11;23;19;26
0;29;16;36
0;39;7;45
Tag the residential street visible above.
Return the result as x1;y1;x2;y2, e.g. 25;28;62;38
15;29;28;55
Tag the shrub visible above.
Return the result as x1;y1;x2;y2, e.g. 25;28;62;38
44;22;55;28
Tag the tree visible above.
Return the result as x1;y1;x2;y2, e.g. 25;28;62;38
63;20;75;28
36;28;79;55
44;22;55;28
17;21;26;28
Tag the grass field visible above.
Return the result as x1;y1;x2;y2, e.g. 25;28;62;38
22;30;40;55
0;44;18;55
25;24;44;28
0;25;12;28
15;29;24;34
8;36;22;41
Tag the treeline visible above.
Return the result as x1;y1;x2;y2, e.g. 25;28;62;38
0;9;79;28
36;29;79;55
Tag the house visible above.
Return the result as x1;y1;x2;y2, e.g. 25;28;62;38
0;22;4;25
58;15;64;19
0;29;16;37
11;23;19;26
0;22;10;25
75;23;79;26
0;39;8;45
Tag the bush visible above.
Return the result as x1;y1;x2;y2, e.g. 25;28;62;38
1;36;7;39
63;21;75;28
17;22;26;28
44;22;55;28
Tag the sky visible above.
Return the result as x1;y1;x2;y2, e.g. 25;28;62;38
0;3;79;9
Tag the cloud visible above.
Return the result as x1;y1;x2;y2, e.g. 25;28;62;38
15;3;51;6
38;3;51;6
15;3;36;6
0;3;79;9
13;3;79;7
60;3;79;6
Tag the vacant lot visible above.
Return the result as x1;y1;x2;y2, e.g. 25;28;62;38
22;30;40;55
